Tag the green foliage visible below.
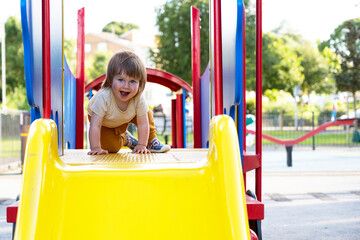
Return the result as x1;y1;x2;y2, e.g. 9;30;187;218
262;89;295;115
297;40;335;94
3;17;24;92
150;0;209;84
299;104;320;120
64;38;77;74
102;21;139;36
262;33;304;94
320;101;346;117
86;51;112;81
244;0;256;90
329;18;360;97
318;45;341;76
6;85;29;110
0;16;27;110
246;97;255;114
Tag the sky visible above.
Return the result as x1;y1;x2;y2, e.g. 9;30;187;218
1;0;359;43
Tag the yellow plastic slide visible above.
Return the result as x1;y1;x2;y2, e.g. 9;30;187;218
15;115;250;240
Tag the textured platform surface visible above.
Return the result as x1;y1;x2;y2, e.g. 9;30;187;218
61;149;208;165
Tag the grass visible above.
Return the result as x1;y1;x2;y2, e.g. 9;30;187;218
1;137;22;158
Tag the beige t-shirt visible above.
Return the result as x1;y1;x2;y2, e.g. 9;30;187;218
87;88;149;128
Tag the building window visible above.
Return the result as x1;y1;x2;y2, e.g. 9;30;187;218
97;42;107;51
85;43;91;53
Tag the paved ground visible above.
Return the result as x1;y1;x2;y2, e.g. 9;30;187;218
255;148;360;240
0;148;359;239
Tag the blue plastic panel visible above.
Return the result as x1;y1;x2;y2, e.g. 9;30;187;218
210;0;241;116
203;0;244;149
21;0;64;155
20;0;42;119
64;57;77;149
200;64;210;148
50;0;64;154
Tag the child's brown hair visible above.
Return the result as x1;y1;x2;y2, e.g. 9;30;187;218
102;50;147;95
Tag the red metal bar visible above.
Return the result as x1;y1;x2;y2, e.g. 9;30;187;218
191;6;202;148
245;195;264;220
242;6;247;188
85;69;193;93
176;93;184;148
42;0;51;118
243;154;261;173
242;6;247;154
6;201;18;223
76;8;85;149
255;0;263;202
213;0;223;115
171;99;177;148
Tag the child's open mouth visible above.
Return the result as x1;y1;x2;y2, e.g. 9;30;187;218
120;91;130;97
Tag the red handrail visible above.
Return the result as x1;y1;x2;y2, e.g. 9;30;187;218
191;6;202;148
255;0;263;202
42;0;51;118
214;0;223;115
246;119;355;146
76;8;85;149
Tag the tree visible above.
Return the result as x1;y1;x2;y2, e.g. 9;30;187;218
262;33;304;94
150;0;209;84
329;18;360;111
297;40;335;94
326;18;360;135
64;38;77;74
0;16;27;110
86;51;112;81
102;21;139;36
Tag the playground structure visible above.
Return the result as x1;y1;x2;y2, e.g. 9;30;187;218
7;0;264;239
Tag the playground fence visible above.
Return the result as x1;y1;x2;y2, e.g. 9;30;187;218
0;109;31;172
152;115;194;147
261;113;360;149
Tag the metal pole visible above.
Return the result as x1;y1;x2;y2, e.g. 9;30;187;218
255;0;263;202
345;93;350;143
42;0;51;118
1;21;6;109
213;0;223;115
75;8;85;149
312;111;315;150
286;145;293;167
191;6;202;148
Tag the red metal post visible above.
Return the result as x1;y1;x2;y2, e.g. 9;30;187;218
176;93;184;148
213;0;223;115
242;6;247;188
76;8;85;149
191;6;202;148
42;0;51;118
242;6;247;154
255;0;263;202
171;99;177;148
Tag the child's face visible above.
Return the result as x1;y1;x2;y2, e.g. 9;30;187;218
111;74;140;104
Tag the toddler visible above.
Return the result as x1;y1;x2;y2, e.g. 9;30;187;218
87;50;170;155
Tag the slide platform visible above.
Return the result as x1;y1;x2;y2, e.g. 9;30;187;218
15;115;250;240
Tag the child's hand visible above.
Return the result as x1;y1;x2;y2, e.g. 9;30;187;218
87;147;109;155
132;144;150;154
